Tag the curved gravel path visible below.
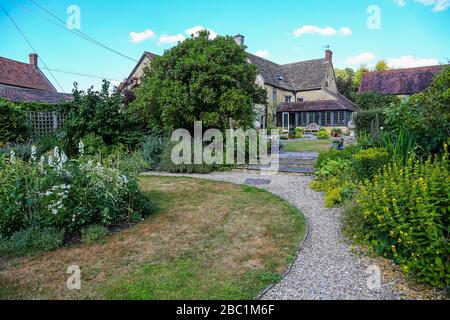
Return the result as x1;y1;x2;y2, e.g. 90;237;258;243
146;171;402;300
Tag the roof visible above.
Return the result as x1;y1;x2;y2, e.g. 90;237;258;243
0;56;56;92
0;86;72;104
359;65;447;95
278;91;358;113
247;53;329;91
126;51;159;83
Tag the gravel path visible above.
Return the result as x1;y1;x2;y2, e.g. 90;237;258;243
145;171;402;300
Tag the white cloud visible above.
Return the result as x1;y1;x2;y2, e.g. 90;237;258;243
185;25;218;39
394;0;449;11
129;29;156;43
293;25;353;37
386;55;440;68
158;34;186;45
254;50;270;59
339;27;352;36
346;52;376;65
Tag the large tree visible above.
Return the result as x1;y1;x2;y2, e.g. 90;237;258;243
335;68;356;99
129;31;266;133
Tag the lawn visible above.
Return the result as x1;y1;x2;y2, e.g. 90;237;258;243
282;139;334;153
0;176;306;300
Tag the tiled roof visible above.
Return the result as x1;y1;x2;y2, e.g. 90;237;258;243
278;91;357;113
0;56;56;92
359;65;447;95
282;58;328;91
0;86;72;104
247;53;329;91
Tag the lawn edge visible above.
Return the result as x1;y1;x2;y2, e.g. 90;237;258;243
143;172;309;300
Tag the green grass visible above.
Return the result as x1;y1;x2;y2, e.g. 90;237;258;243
0;176;306;300
282;139;333;153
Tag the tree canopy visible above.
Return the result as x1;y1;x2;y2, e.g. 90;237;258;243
129;31;266;133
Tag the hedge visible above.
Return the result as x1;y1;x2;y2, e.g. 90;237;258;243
354;108;386;134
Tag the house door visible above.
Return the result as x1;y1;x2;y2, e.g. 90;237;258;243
282;112;290;132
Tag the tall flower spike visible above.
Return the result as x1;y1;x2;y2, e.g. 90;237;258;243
78;140;85;157
31;145;37;162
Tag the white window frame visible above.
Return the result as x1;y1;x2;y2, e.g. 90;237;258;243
282;112;290;133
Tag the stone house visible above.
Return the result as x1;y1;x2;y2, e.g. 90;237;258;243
120;35;357;132
0;53;72;104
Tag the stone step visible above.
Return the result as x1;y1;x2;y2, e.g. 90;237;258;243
277;159;316;166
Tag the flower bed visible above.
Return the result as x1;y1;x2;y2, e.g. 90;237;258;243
0;142;154;255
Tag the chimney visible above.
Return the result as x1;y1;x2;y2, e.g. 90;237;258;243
29;53;38;68
325;49;333;64
234;34;244;47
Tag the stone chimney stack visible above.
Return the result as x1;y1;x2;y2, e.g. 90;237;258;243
29;53;38;68
234;34;245;47
325;49;333;64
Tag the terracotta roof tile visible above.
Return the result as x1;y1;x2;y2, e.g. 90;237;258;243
359;65;447;95
0;86;72;104
0;56;56;92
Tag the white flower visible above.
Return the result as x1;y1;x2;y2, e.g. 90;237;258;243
31;145;37;162
52;208;58;215
78;140;85;157
10;151;16;163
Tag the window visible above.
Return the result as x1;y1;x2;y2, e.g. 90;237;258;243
297;97;304;102
326;112;331;126
285;96;292;102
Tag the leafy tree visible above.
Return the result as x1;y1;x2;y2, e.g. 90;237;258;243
60;80;144;155
375;60;389;71
354;66;369;91
335;68;356;99
129;31;266;133
351;92;400;110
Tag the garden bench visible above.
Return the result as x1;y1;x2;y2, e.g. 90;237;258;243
304;123;320;134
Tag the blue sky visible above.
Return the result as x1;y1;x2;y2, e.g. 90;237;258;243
0;0;449;93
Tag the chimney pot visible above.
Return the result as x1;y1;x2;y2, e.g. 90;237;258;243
29;53;38;68
325;49;333;64
234;34;244;47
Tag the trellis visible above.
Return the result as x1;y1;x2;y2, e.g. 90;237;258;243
27;111;65;136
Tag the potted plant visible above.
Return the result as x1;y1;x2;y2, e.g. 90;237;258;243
331;128;343;138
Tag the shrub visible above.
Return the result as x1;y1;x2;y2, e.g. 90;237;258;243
0;144;154;238
353;147;389;181
82;133;108;156
0;99;29;145
354;108;386;134
316;146;357;169
331;128;343;137
81;224;109;243
142;134;166;170
295;128;304;138
355;146;449;287
0;226;64;255
317;130;330;139
351;92;400;111
0;144;44;161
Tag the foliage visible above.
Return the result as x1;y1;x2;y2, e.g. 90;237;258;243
331;128;343;137
81;224;109;243
351;92;400;111
355;147;450;287
141;135;166;170
317;129;330;139
316;146;357;168
353;148;389;181
375;60;389;71
354;66;369;90
384;66;450;155
0;144;154;240
294;128;304;139
335;68;357;99
0;99;29;145
0;144;44;161
0;226;64;256
60;81;144;156
129;31;266;133
354;108;386;134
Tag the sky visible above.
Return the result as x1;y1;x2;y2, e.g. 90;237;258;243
0;0;449;93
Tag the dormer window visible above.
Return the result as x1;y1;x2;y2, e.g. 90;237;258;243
297;97;304;102
285;96;292;102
